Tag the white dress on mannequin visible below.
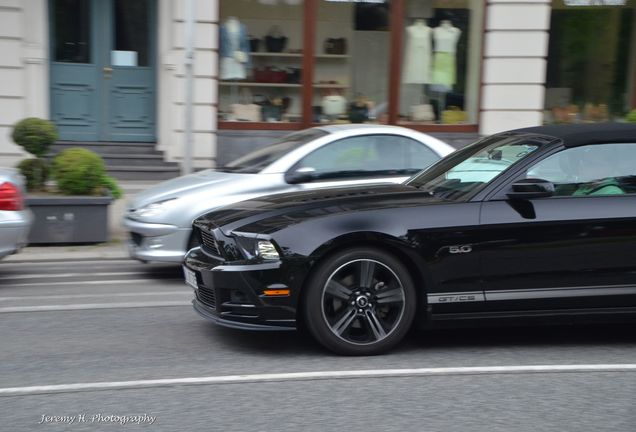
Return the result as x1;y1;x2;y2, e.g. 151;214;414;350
220;17;247;80
402;20;432;84
432;20;461;88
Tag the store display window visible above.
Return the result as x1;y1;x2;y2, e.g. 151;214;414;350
218;0;304;124
398;0;483;126
217;0;483;130
312;1;390;124
545;0;636;124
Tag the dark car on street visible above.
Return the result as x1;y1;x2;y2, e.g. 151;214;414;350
184;123;636;355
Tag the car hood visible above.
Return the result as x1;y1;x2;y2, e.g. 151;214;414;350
196;184;444;235
128;170;256;210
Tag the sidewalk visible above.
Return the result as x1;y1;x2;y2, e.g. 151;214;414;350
4;181;160;263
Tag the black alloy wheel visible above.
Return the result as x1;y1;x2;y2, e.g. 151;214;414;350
303;247;416;355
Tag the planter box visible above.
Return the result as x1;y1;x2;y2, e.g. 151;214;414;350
26;196;113;244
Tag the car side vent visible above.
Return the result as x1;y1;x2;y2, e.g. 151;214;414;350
200;229;222;257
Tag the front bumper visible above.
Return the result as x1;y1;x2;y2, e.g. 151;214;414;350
123;217;189;263
184;246;297;330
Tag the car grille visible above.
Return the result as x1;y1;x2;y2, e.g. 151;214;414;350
130;232;143;246
200;229;221;256
197;287;216;309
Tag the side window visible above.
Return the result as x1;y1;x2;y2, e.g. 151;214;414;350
295;134;440;180
526;143;636;196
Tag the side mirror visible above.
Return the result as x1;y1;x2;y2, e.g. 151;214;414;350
285;167;316;184
507;178;554;199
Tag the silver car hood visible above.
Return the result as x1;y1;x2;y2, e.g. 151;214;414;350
129;170;256;210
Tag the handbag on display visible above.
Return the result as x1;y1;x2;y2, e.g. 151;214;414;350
249;36;260;53
230;89;262;122
410;104;435;122
441;106;467;124
348;95;369;123
322;93;347;117
324;38;347;55
265;26;288;53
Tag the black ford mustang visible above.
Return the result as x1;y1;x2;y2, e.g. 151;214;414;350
184;124;636;355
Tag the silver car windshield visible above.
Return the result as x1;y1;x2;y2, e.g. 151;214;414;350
220;129;329;174
407;135;547;201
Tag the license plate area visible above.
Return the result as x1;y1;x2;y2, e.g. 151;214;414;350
183;266;198;290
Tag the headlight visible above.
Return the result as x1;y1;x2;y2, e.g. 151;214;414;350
257;240;279;260
135;199;176;218
235;235;280;260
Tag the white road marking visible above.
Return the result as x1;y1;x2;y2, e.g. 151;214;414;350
0;301;190;313
1;364;635;396
0;272;146;280
0;291;190;301
1;279;167;288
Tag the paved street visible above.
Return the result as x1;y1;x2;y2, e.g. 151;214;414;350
1;258;636;431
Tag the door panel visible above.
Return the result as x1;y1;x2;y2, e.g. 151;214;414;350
50;0;99;141
479;196;636;311
105;0;155;141
50;0;156;142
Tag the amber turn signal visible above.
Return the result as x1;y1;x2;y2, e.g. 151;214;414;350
263;289;290;297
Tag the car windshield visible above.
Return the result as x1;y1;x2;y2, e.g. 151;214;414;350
406;134;547;201
219;129;329;174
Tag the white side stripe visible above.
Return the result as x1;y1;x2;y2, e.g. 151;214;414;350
1;364;635;396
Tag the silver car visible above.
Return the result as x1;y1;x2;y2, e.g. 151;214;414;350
124;125;455;263
0;168;32;259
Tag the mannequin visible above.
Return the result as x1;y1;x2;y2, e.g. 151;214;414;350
220;17;251;80
402;19;432;84
431;19;461;89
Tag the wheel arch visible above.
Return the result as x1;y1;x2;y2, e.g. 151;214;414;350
295;231;432;326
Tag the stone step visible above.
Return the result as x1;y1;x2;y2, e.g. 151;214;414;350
107;166;182;181
51;141;161;156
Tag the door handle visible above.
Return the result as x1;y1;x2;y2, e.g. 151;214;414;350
103;67;113;78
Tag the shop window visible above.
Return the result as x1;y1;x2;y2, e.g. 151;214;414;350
545;1;636;123
398;0;483;126
311;1;391;125
218;0;304;124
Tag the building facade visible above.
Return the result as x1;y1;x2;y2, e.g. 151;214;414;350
0;0;634;170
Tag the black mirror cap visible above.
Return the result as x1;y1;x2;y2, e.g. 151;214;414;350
507;178;555;199
285;169;315;185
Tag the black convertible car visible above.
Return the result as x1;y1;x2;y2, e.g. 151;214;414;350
184;124;636;355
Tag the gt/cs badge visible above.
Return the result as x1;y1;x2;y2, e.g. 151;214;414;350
449;245;472;254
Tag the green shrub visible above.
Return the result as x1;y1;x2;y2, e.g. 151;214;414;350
626;109;636;123
12;118;59;158
99;175;123;199
52;148;107;195
16;158;49;192
51;148;123;198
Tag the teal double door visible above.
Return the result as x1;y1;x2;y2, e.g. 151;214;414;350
50;0;156;142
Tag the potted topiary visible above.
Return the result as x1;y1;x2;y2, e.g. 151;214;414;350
13;117;58;192
626;109;636;124
25;147;122;244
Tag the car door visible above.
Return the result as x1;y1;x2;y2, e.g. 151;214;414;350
285;134;441;190
478;142;636;312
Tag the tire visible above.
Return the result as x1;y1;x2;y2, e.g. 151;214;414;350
303;247;416;355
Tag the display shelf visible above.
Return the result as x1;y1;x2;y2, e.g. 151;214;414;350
219;81;349;89
250;52;349;59
219;81;301;88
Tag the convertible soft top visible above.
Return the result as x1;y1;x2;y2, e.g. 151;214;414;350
511;123;636;148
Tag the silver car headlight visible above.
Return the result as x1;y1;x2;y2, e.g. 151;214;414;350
135;199;176;219
257;240;280;260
